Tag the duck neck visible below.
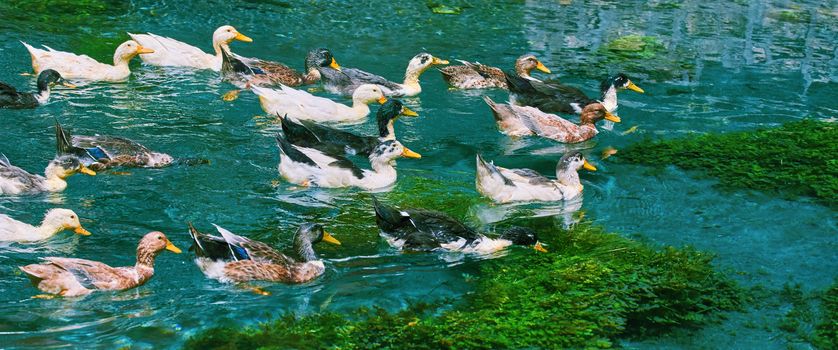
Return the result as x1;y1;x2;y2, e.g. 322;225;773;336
556;165;581;188
515;66;533;79
369;157;397;178
294;235;318;262
34;216;66;240
134;247;158;282
350;99;372;115
34;84;51;105
402;67;426;94
41;164;68;192
213;41;230;58
600;84;618;112
377;119;396;140
302;67;322;85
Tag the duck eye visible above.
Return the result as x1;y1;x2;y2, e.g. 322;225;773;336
70;215;75;219
158;236;164;240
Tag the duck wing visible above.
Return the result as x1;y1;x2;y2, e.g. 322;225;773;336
275;134;317;167
0;154;41;189
299;120;376;156
0;82;20;95
40;257;124;290
280;115;359;157
509;168;553;186
212;224;294;264
342;67;401;91
372;197;480;248
128;33;211;67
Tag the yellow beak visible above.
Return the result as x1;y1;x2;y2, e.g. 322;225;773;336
136;46;155;54
401;106;419;117
583;160;597;171
401;147;422;159
74;227;92;236
378;96;388;104
234;33;253;43
322;232;341;245
626;81;644;93
60;82;77;89
604;111;621;123
431;57;450;65
330;58;341;71
79;165;96;176
534;241;548;253
535;61;551;74
165;240;182;254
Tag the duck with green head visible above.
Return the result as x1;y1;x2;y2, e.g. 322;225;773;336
0;69;75;109
506;72;644;114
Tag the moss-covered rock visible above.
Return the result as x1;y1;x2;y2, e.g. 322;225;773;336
184;222;743;349
618;120;838;207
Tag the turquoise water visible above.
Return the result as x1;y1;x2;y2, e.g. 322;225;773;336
0;0;836;348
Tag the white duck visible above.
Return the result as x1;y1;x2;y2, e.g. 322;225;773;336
0;154;96;195
276;135;421;190
475;151;596;203
0;208;91;243
252;84;387;122
22;40;154;82
128;25;252;71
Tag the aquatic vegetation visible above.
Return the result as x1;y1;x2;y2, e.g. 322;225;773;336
185;222;743;349
814;281;838;349
603;35;666;60
619;120;838;207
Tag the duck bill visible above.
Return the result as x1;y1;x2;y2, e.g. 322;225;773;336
136;46;155;54
535;61;551;74
322;232;341;245
74;227;92;236
79;165;97;176
330;58;341;71
401;147;422;159
377;96;388;104
60;81;77;89
165;241;182;254
234;33;253;43
604;111;621;123
431;57;449;65
401;106;419;117
583;160;597;171
534;241;548;253
626;81;644;93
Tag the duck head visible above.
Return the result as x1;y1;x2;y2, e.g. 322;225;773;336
213;25;252;47
113;40;154;66
36;69;75;91
352;84;388;105
43;208;91;236
369;140;421;166
580;102;621;124
405;52;449;77
601;73;644;94
499;226;547;252
294;223;340;262
558;151;596;174
305;48;340;72
376;99;418;140
45;155;96;180
139;231;181;255
514;54;551;78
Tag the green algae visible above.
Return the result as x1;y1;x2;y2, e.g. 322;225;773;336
184;222;743;349
815;281;838;349
603;35;667;60
618;120;838;207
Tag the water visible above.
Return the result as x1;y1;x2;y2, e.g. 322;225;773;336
0;0;836;348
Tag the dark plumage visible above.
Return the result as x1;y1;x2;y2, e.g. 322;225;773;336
220;47;317;89
0;69;73;109
506;72;644;114
55;121;174;170
279;99;417;158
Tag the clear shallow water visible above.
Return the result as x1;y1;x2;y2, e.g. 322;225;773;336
0;0;836;348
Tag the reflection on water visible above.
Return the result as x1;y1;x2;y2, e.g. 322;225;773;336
0;0;835;348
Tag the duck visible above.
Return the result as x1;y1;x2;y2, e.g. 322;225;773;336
19;231;181;297
313;49;449;97
438;54;551;90
21;40;154;82
475;151;596;203
279;99;418;157
0;154;95;195
0;69;75;109
372;197;546;253
128;25;252;71
483;97;620;143
0;209;91;243
219;46;320;101
252;84;387;122
55;121;174;171
187;222;340;284
276;134;421;190
506;72;644;114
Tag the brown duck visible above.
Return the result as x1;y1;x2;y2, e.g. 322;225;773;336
219;47;321;101
439;54;551;90
484;96;620;143
20;231;181;297
187;222;340;284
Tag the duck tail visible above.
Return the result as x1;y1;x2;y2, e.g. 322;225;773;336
275;133;317;166
54;119;73;155
482;96;503;122
0;153;10;168
187;222;206;257
475;154;514;186
280;114;319;145
371;196;408;229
